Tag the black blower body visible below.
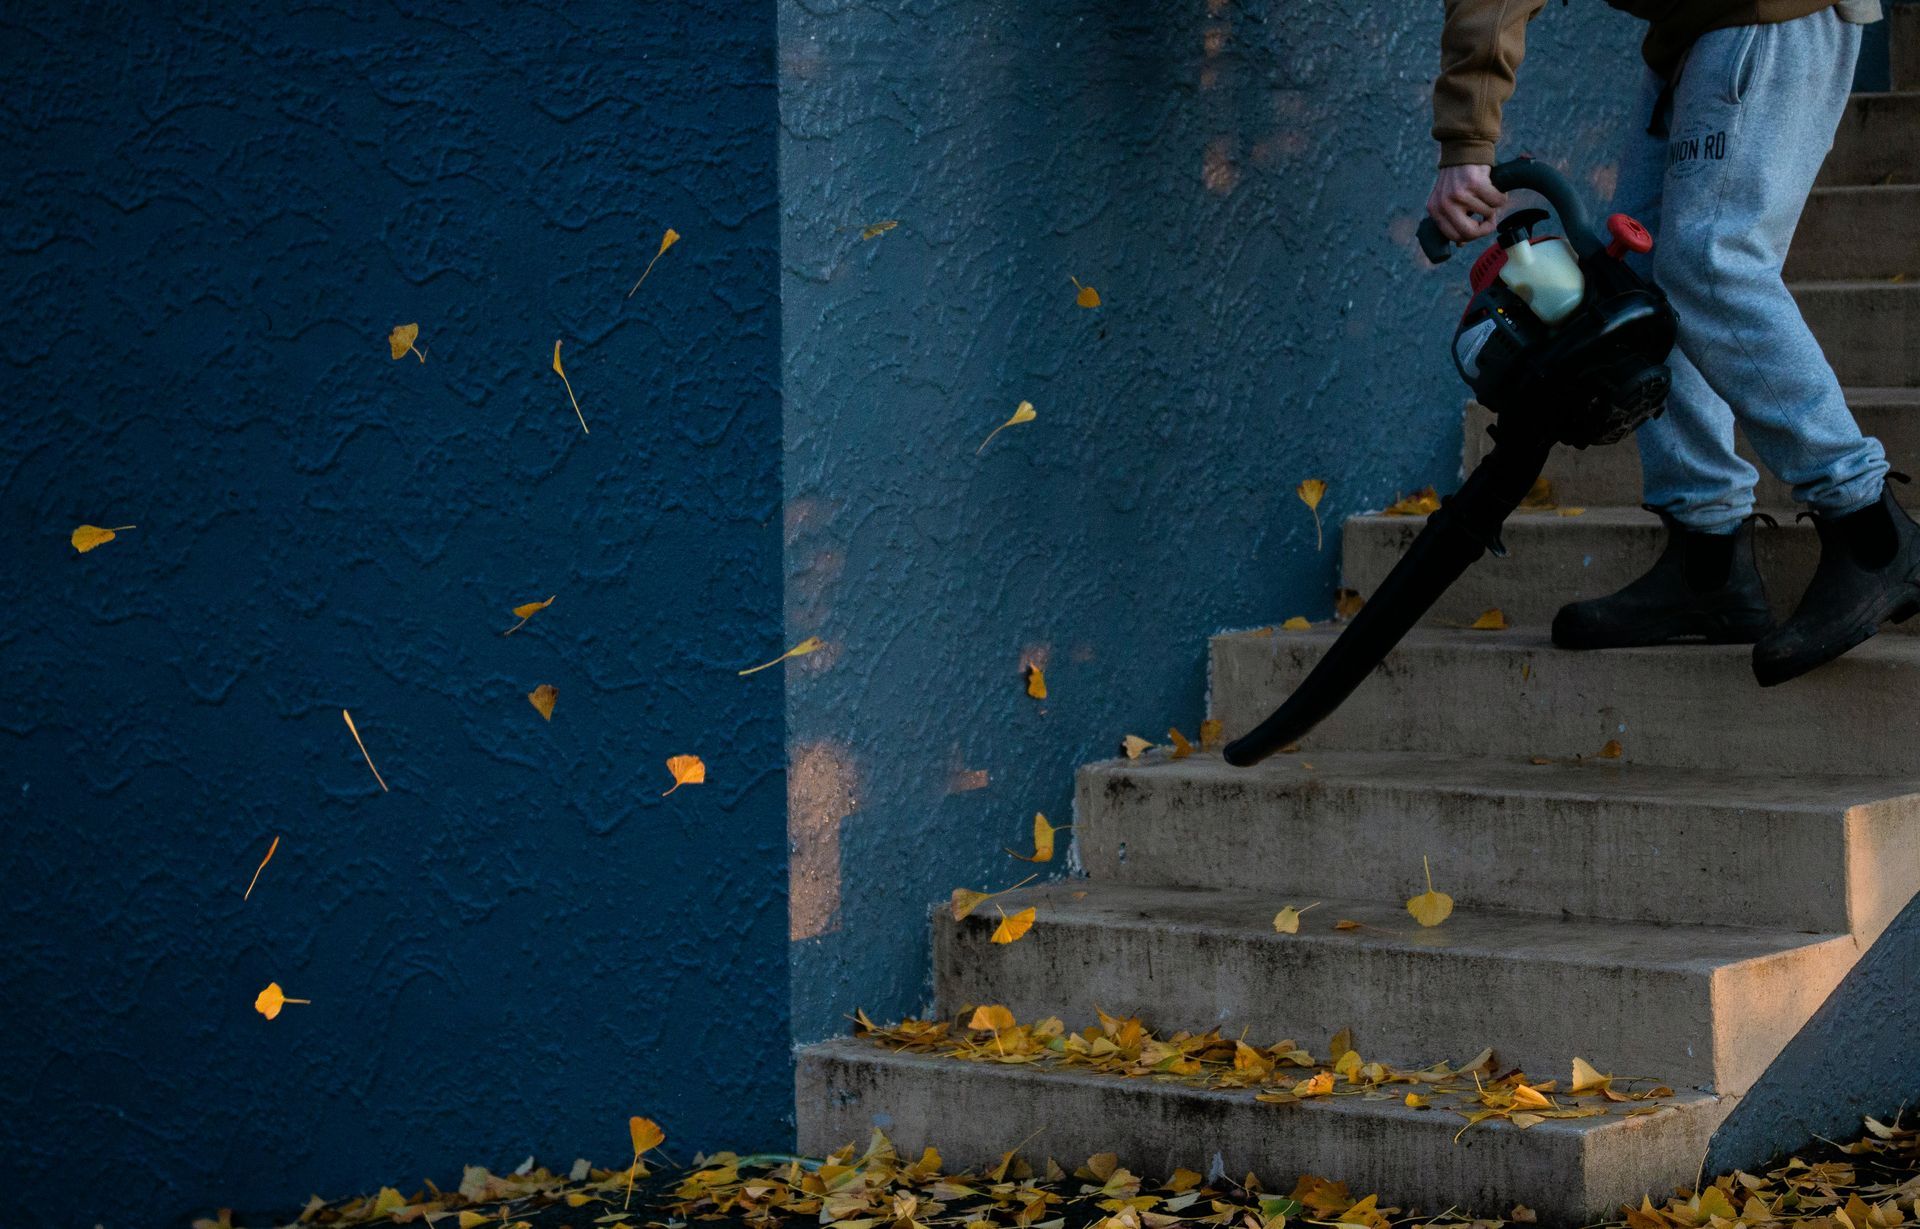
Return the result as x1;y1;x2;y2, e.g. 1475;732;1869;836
1222;158;1678;767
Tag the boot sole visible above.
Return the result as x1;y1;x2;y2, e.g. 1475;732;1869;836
1552;611;1772;651
1753;584;1920;687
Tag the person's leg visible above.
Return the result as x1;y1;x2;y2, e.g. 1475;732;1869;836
1650;7;1887;519
1618;67;1763;535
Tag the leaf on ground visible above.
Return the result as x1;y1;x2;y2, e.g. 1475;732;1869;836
1334;918;1363;931
1294;1071;1334;1097
1334;588;1366;619
1167;727;1194;759
1199;719;1224;750
1070;276;1102;308
1382;487;1442;516
662;754;706;796
527;684;558;721
1406;856;1454;927
740;636;825;675
969;1005;1016;1031
1519;478;1555;510
388;323;425;362
253;981;310;1020
1557;506;1586;517
991;905;1037;944
71;524;136;553
1596;739;1623;760
951;874;1036;921
504;595;555;636
1121;734;1151;759
1272;903;1318;934
1469;607;1508;630
976;400;1037;455
1025;664;1047;699
1281;616;1312;631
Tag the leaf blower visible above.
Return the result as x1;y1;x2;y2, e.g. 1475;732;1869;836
1223;157;1677;767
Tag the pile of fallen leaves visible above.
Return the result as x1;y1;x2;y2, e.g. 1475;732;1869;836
854;1009;1673;1139
198;1115;1919;1229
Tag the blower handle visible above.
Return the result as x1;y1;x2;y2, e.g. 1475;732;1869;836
1415;157;1607;264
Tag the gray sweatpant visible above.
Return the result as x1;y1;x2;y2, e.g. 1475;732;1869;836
1615;5;1889;533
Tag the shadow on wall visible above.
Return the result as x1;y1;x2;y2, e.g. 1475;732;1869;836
1705;890;1920;1174
778;0;1644;1045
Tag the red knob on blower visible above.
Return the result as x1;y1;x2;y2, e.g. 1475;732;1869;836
1606;213;1653;259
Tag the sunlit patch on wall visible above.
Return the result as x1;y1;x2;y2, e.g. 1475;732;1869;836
1589;162;1619;203
1203;137;1241;196
946;742;990;794
788;739;857;941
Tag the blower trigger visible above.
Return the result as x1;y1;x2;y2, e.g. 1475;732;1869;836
1606;213;1653;259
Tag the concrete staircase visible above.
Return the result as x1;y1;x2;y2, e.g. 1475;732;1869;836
795;28;1920;1225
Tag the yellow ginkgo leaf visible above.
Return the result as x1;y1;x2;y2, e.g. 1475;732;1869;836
1168;727;1194;759
1025;664;1047;699
1557;506;1587;517
1597;739;1623;760
1571;1057;1612;1094
629;1116;665;1155
1406;855;1454;927
860;220;899;241
341;709;389;792
1405;1092;1430;1109
1121;734;1151;759
553;340;588;435
244;835;280;902
373;1188;408;1215
71;524;136;553
1334;588;1366;619
969;1004;1015;1031
951;875;1036;921
1294;1071;1334;1097
1333;919;1363;930
1007;813;1064;863
1070;276;1101;309
504;595;555;636
527;684;558;721
457;1213;488;1229
253;981;310;1021
388;323;424;362
627;227;682;298
991;905;1037;944
1272;903;1318;934
1199;718;1224;750
662;754;706;796
1512;1083;1552;1110
1519;477;1555;509
740;636;826;675
1469;607;1508;631
1382;487;1442;516
976;400;1036;455
1297;478;1327;550
1281;616;1312;631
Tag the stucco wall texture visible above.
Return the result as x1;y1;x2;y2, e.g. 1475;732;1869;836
778;0;1648;1042
0;4;787;1225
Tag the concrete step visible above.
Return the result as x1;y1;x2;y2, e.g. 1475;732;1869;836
1794;281;1920;387
1208;626;1920;775
1341;505;1920;634
1819;91;1920;186
1893;5;1920;92
932;882;1856;1095
1075;751;1920;938
797;1038;1731;1225
1785;185;1920;281
1460;389;1920;507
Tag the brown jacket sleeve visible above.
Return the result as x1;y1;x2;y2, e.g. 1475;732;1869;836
1433;0;1549;167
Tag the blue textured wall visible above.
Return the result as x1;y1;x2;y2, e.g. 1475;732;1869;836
778;1;1646;1040
0;4;786;1224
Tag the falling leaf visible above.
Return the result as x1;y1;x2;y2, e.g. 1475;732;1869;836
1070;276;1102;308
341;709;389;792
991;905;1037;944
859;220;899;241
1025;664;1047;700
1167;727;1194;759
1597;739;1623;760
243;835;280;901
1272;903;1318;934
71;524;136;553
626;228;681;297
1469;607;1508;630
1281;616;1312;631
1007;813;1065;863
969;1005;1016;1031
1121;734;1152;759
503;595;555;636
1382;487;1442;516
1199;719;1224;750
1334;588;1366;619
1406;855;1453;927
662;754;706;796
976;400;1036;455
527;684;558;721
253;981;310;1021
740;636;826;675
388;323;425;362
950;874;1037;921
1297;479;1327;550
552;340;589;435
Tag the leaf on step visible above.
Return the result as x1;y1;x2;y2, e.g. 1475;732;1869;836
1519;478;1556;510
1199;718;1224;750
1272;903;1318;934
1294;1071;1334;1097
991;905;1037;944
976;400;1037;455
1469;607;1507;630
951;874;1036;920
1596;739;1623;760
1167;727;1194;759
1333;919;1362;931
1510;1204;1538;1223
1406;856;1453;927
1529;756;1554;765
1404;1093;1430;1109
1571;1056;1624;1098
1382;487;1441;516
969;1004;1016;1031
1334;588;1366;619
1121;734;1152;759
1556;506;1586;516
1281;616;1312;631
1025;664;1047;699
1512;1083;1552;1110
1297;478;1327;550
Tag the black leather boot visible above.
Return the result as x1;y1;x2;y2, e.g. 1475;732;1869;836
1551;508;1773;650
1752;476;1920;687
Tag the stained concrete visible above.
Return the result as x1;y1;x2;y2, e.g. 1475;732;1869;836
1785;185;1920;280
1817;91;1920;185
